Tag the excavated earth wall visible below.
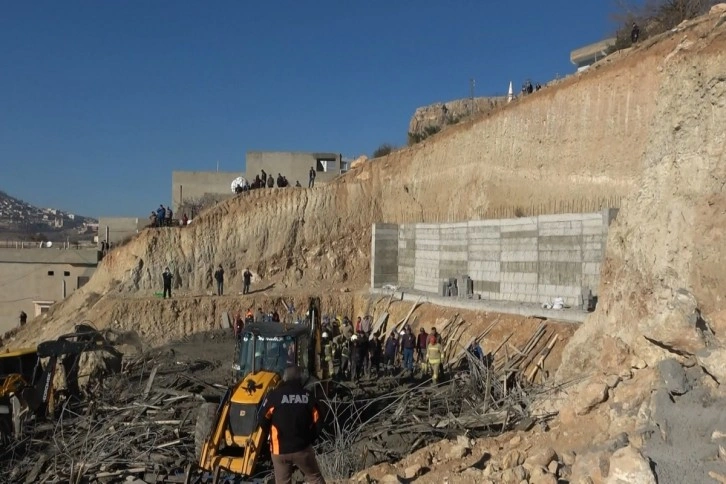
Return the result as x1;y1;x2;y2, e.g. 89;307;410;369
3;8;726;484
4;8;726;423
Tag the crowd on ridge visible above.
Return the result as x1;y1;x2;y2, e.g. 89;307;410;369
149;204;189;228
234;167;318;194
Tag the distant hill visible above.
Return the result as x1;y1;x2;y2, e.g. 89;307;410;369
0;190;97;242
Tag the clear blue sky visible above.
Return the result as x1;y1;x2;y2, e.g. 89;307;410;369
1;0;617;217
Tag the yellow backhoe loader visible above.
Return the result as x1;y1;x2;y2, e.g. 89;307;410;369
186;298;323;483
0;324;121;444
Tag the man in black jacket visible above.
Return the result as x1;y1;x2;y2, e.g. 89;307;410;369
213;264;224;296
162;267;173;299
259;366;325;484
242;268;252;294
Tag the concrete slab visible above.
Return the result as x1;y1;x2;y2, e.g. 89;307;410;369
369;288;586;324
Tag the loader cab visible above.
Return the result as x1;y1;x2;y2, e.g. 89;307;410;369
0;348;38;396
234;323;313;380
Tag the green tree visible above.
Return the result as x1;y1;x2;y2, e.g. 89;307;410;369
372;143;396;158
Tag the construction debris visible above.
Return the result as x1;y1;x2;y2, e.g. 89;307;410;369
1;318;564;483
0;349;223;483
316;321;563;480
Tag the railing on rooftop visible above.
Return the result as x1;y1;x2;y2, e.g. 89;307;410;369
0;240;97;250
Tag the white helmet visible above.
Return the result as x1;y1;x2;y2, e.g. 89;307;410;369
399;330;405;336
322;332;329;338
351;334;358;341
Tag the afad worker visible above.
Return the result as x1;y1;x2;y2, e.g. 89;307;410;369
259;366;326;484
426;337;443;384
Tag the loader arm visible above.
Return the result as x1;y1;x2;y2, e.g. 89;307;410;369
197;370;280;477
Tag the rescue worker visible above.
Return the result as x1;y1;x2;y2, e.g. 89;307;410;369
369;332;382;376
259;366;326;484
428;327;439;345
427;337;443;384
416;327;428;364
401;327;416;373
323;333;336;378
272;310;280;323
332;317;341;337
338;336;350;379
358;331;370;378
320;332;331;378
350;334;365;382
384;331;399;375
245;308;254;325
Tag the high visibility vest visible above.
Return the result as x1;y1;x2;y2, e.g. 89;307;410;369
427;343;442;364
324;342;334;361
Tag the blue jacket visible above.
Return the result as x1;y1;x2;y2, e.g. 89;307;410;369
384;337;398;356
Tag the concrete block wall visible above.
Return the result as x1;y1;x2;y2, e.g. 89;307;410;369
398;224;416;288
371;209;614;307
370;224;399;288
414;224;440;293
439;223;468;282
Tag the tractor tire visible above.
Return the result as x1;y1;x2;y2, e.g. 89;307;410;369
194;402;218;459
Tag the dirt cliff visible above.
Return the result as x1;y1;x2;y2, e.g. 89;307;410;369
407;96;507;142
4;6;726;484
6;2;726;416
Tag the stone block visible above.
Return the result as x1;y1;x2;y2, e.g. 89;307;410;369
467;219;501;228
500;261;538;273
582;262;601;275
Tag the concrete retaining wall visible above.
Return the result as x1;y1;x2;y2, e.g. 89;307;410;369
370;210;616;307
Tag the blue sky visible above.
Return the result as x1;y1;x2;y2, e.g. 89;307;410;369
0;1;617;217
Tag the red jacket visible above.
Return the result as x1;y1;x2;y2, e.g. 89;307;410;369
416;332;428;350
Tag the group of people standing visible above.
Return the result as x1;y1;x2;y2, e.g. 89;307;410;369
235;170;300;193
234;166;318;194
318;316;446;384
149;205;189;228
161;265;253;299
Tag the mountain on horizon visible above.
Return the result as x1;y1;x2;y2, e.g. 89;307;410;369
0;189;98;240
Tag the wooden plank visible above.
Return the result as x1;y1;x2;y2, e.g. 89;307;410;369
394;297;422;332
526;334;559;382
372;312;389;335
142;365;159;399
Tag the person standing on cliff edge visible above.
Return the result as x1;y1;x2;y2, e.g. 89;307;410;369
309;166;316;188
243;268;252;295
162;267;173;299
631;22;640;44
214;264;224;296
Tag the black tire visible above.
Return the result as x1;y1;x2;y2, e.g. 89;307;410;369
194;402;218;459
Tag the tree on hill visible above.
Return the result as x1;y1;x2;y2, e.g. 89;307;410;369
372;143;396;158
611;0;718;49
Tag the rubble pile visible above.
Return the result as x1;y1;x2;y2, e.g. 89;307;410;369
317;320;565;480
1;350;224;483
